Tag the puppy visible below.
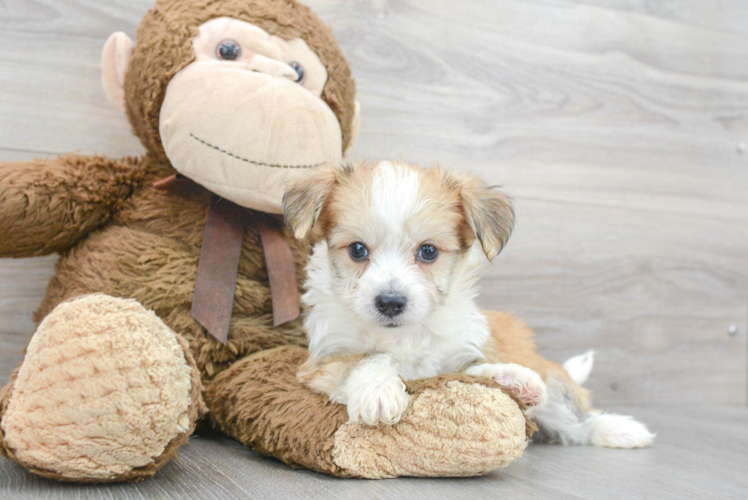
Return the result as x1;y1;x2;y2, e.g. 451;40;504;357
283;160;654;448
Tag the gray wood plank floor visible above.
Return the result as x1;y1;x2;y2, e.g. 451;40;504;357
1;406;746;500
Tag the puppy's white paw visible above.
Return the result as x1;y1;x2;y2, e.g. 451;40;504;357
346;376;410;426
488;363;548;407
590;413;655;448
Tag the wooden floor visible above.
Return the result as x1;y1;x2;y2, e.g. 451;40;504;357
1;0;747;497
1;406;746;500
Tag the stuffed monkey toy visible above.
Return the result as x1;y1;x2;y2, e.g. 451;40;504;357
0;0;533;482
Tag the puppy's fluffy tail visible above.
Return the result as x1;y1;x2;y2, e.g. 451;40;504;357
563;350;595;385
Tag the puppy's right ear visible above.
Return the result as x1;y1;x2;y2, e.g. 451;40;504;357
282;168;336;240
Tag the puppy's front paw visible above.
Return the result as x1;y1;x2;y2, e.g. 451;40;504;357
488;363;547;407
346;377;410;426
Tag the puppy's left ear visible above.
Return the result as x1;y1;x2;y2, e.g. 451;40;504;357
282;167;336;240
459;177;515;261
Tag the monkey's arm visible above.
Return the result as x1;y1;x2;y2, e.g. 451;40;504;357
0;154;146;257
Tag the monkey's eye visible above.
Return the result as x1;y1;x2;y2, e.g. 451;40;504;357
288;61;305;83
348;242;369;261
418;244;439;263
216;39;241;60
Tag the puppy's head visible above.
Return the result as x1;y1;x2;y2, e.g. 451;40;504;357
283;161;514;328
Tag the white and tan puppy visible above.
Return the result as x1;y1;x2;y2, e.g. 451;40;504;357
283;160;654;449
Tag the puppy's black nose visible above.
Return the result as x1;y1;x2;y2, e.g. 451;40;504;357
375;293;407;317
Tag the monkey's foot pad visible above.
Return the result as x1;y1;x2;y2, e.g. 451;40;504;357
0;294;199;482
332;374;530;478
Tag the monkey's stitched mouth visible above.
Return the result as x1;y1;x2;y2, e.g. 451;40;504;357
190;133;325;169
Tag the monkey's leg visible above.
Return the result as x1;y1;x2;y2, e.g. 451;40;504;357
0;294;204;482
205;345;533;479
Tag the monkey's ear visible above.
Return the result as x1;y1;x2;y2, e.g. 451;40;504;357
347;101;362;152
101;32;135;112
459;176;515;261
282;168;337;240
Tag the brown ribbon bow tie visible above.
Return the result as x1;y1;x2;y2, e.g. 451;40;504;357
155;175;300;344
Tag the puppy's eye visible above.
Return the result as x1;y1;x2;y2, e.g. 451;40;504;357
216;39;241;60
348;242;369;261
288;61;305;83
418;244;439;262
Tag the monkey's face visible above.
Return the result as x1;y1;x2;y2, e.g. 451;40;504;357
158;17;345;213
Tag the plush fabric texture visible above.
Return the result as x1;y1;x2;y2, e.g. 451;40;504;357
0;155;145;257
125;0;356;160
205;346;348;475
332;375;534;479
0;368;19;461
160;48;344;213
0;294;205;482
0;0;531;481
0;153;532;480
101;32;135;112
205;345;534;479
18;155;310;384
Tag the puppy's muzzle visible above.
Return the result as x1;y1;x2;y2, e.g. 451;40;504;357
375;293;406;318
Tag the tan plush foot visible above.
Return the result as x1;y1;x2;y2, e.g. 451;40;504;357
332;374;530;478
0;294;203;482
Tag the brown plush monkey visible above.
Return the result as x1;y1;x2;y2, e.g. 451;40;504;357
0;0;531;482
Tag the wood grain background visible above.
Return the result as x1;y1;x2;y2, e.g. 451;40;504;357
0;0;746;407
